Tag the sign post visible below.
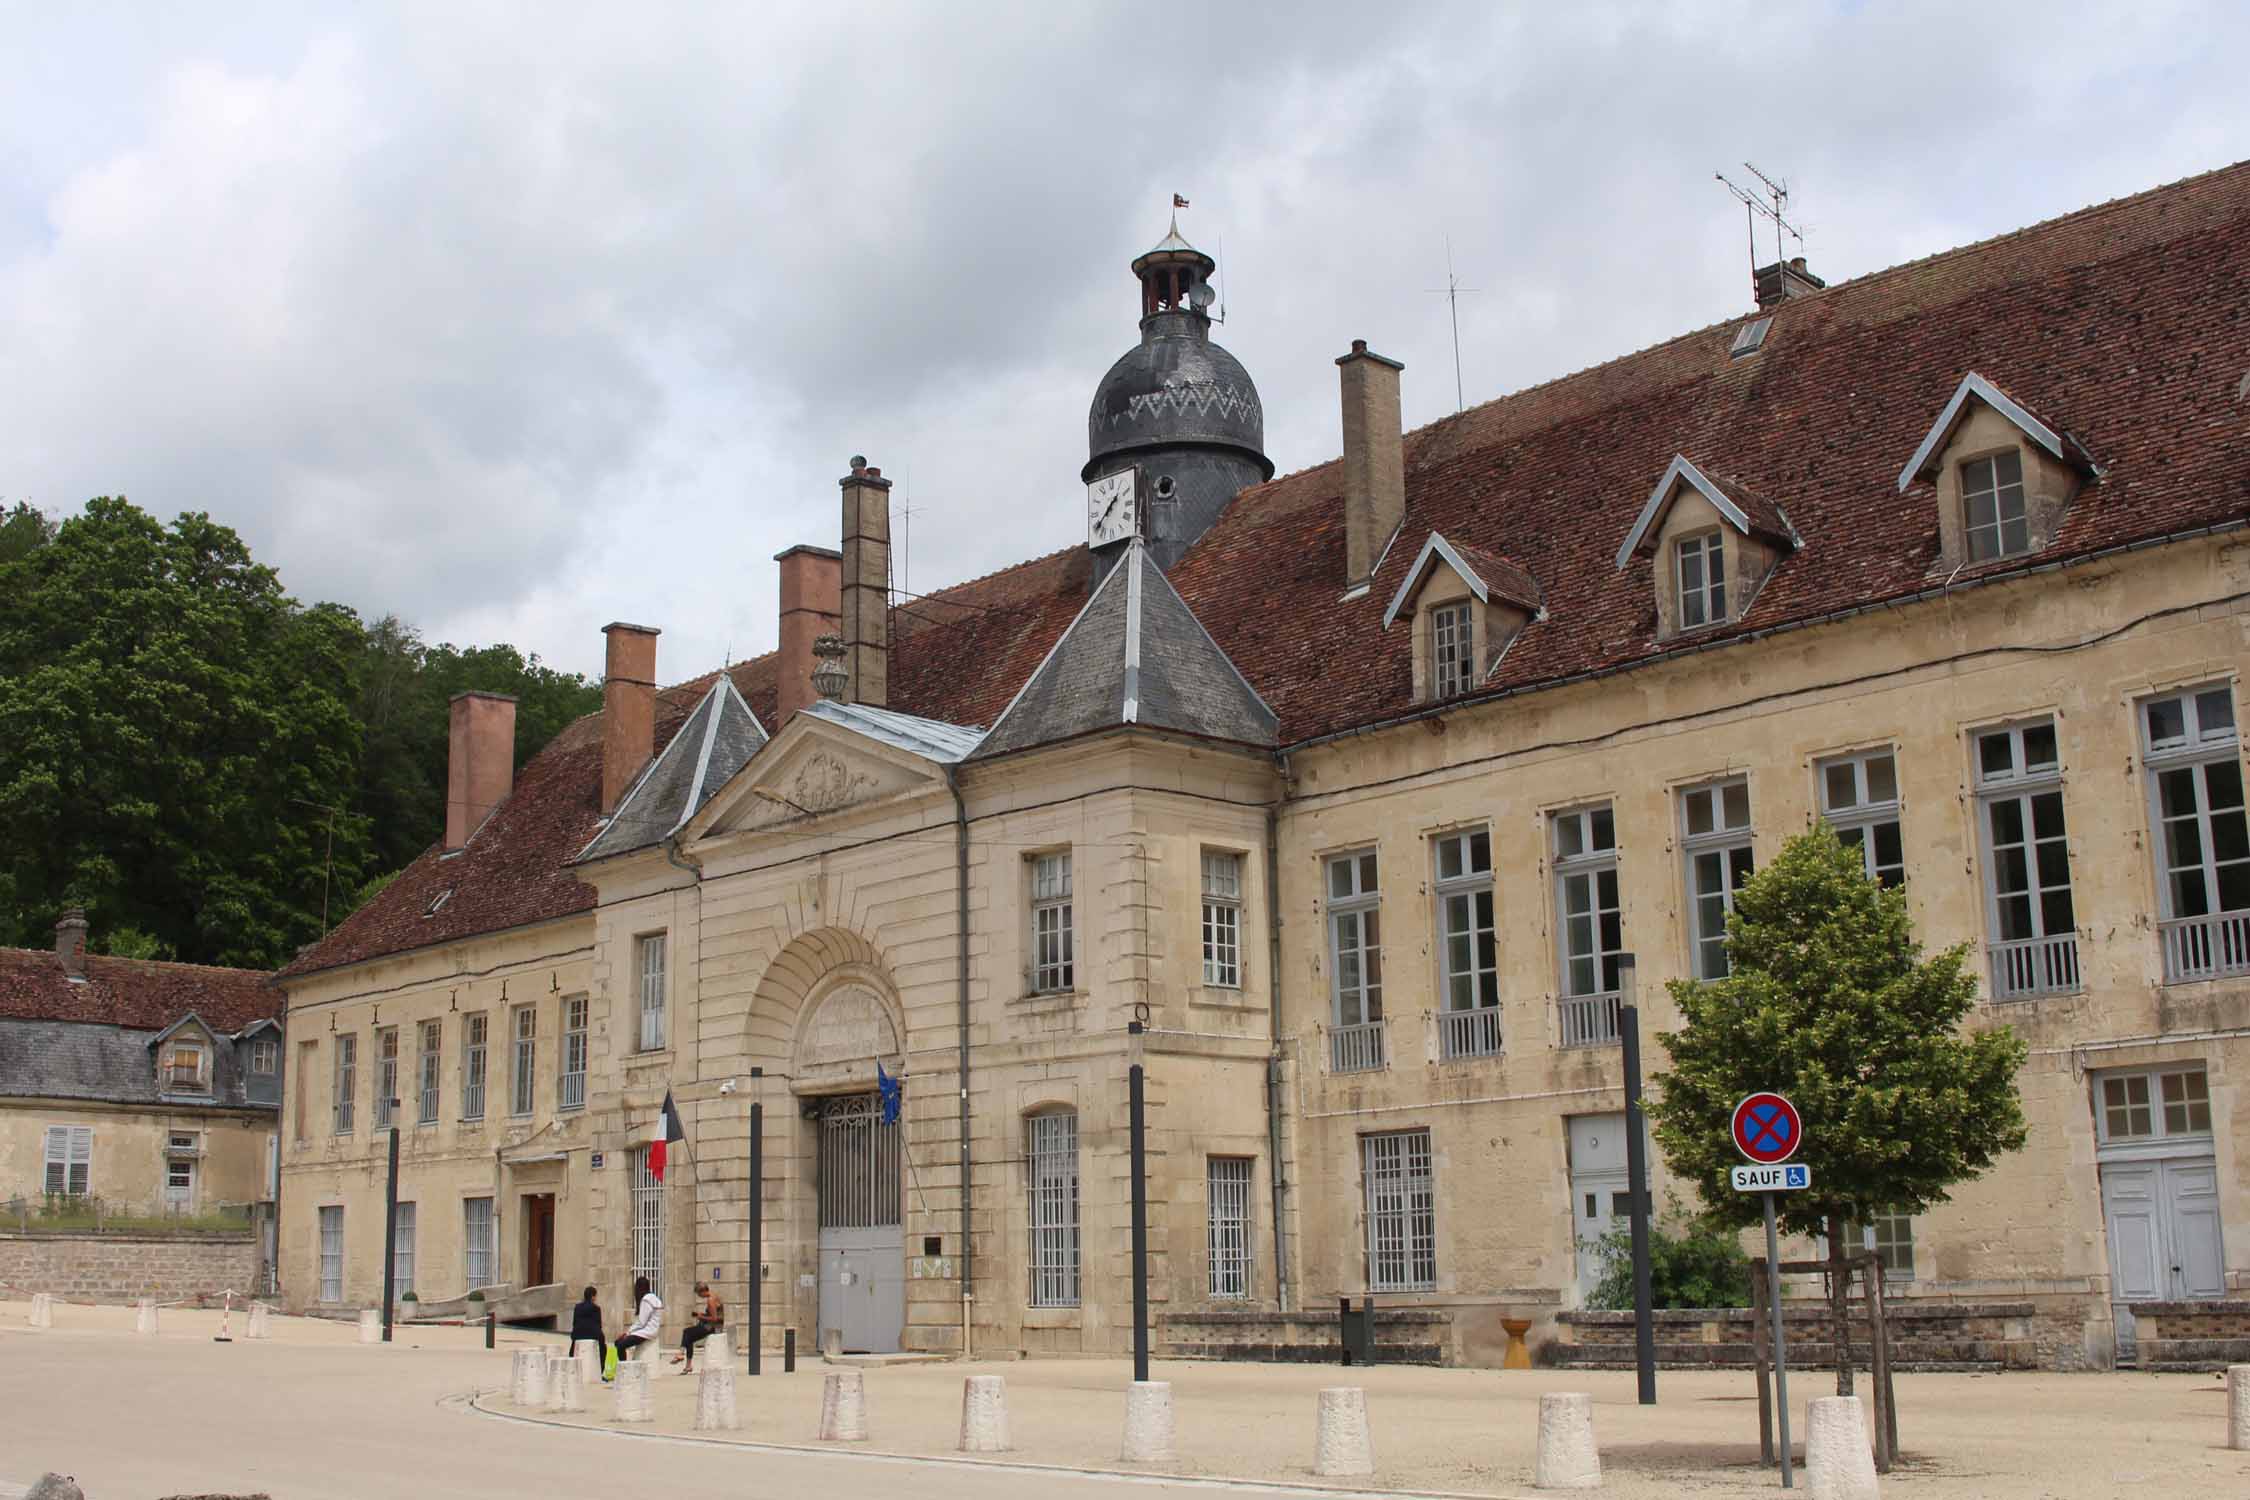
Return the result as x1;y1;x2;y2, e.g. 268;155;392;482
1731;1092;1806;1490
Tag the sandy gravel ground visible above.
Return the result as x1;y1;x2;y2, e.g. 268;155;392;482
3;1298;2242;1498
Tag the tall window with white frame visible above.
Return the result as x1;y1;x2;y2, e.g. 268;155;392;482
1433;828;1500;1059
1326;850;1384;1072
373;1026;399;1129
43;1124;91;1197
392;1201;417;1296
461;1013;488;1122
332;1034;357;1135
1820;750;1905;887
637;934;668;1051
1027;1111;1080;1308
417;1019;442;1125
1677;531;1727;629
559;995;589;1111
1362;1128;1436;1292
318;1204;345;1302
1030;852;1074;993
510;1005;537;1117
463;1196;495;1288
164;1132;196;1211
1681;778;1754;980
1429;600;1475;698
630;1147;664;1296
2142;684;2249;982
1975;720;2080;998
1962;451;2029;561
1207;1156;1253;1299
1201;850;1243;988
1553;806;1623;1046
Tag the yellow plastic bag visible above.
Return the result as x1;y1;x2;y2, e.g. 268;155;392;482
603;1344;619;1381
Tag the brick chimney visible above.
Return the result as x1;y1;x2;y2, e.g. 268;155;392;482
445;691;518;849
1337;340;1406;591
54;908;88;978
774;544;843;723
1754;255;1826;310
601;622;661;814
839;457;891;708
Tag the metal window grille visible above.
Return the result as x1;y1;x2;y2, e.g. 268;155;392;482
1553;806;1622;1044
1027;1112;1080;1307
332;1035;357;1134
819;1094;902;1229
43;1125;92;1196
2142;686;2250;982
637;934;668;1051
318;1205;345;1302
1962;451;2029;560
1031;852;1074;992
418;1020;442;1125
559;996;588;1111
461;1014;487;1121
631;1147;664;1296
1207;1156;1253;1298
374;1028;398;1128
392;1201;416;1296
510;1006;536;1116
1429;601;1474;698
1976;722;2080;998
463;1197;495;1287
1434;829;1499;1057
1202;850;1243;987
1681;779;1754;980
1677;531;1728;628
1820;750;1906;887
1362;1129;1436;1292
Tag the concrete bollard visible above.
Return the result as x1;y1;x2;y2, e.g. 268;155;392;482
575;1342;603;1391
549;1356;584;1413
820;1370;870;1441
1314;1386;1375;1478
1121;1380;1177;1463
634;1338;662;1369
958;1374;1011;1452
247;1301;272;1339
1804;1395;1879;1500
694;1330;731;1370
823;1326;843;1359
135;1298;158;1336
1534;1391;1601;1490
613;1359;654;1423
29;1292;53;1328
510;1347;550;1408
695;1364;741;1431
2228;1365;2250;1451
358;1309;382;1344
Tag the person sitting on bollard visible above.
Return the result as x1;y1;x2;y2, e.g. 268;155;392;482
673;1281;725;1372
614;1277;662;1368
569;1285;605;1373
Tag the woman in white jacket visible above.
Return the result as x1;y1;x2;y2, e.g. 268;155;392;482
614;1276;663;1366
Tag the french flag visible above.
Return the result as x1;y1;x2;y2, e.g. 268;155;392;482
648;1090;687;1182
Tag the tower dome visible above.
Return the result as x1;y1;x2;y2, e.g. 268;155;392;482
1084;218;1273;572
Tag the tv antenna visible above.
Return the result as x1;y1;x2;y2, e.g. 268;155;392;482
896;484;923;602
1716;163;1805;296
1427;236;1480;412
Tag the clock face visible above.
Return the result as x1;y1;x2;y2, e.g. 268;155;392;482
1087;469;1138;548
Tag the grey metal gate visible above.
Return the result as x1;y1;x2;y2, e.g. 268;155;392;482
817;1093;904;1353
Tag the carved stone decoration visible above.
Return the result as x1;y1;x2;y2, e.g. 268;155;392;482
791;749;880;815
797;984;899;1070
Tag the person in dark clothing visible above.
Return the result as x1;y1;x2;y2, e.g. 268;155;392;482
673;1281;725;1372
568;1285;604;1371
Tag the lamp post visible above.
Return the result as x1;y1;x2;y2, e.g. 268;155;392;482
1127;1020;1149;1385
747;1067;763;1376
1619;957;1655;1404
381;1109;401;1343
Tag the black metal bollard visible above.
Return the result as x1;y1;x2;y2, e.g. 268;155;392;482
485;1310;495;1349
784;1327;796;1373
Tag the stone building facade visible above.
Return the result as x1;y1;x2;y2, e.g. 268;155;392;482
278;164;2250;1368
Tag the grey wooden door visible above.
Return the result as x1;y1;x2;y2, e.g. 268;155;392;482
1568;1113;1631;1299
2100;1154;2225;1359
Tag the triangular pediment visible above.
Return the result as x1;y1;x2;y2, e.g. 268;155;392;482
688;705;965;840
1615;455;1799;569
1894;371;2092;492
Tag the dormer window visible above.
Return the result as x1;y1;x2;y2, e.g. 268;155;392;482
1430;601;1474;698
1384;532;1543;706
1676;531;1727;629
164;1041;208;1092
1962;451;2029;560
1898;372;2095;573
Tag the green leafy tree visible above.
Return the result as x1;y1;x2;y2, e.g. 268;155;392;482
1586;1194;1751;1311
0;502;57;563
1647;824;2028;1392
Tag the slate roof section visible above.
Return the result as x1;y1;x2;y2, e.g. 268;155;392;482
976;539;1276;760
0;1017;268;1109
801;700;985;763
0;948;277;1032
576;676;768;863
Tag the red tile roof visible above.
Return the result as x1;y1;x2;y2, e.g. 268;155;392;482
284;160;2250;979
1442;539;1544;612
0;948;277;1032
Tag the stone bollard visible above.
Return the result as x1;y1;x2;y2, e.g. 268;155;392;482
1314;1386;1375;1477
247;1301;272;1339
29;1292;53;1328
820;1370;870;1441
697;1331;731;1370
1121;1380;1177;1463
511;1347;551;1408
576;1342;603;1391
634;1338;662;1369
135;1298;158;1336
959;1374;1011;1453
2228;1365;2250;1451
549;1356;584;1413
1534;1391;1601;1490
696;1363;741;1431
823;1326;843;1359
1804;1395;1879;1500
613;1359;654;1423
358;1309;382;1344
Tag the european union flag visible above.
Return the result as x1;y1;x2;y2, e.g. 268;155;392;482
877;1063;902;1126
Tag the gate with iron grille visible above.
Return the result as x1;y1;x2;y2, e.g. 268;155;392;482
817;1092;904;1353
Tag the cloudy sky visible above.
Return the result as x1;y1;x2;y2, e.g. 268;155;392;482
4;2;2244;680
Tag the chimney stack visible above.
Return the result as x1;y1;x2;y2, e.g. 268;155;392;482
1337;340;1406;591
1754;255;1826;310
774;544;843;723
601;622;660;814
839;457;891;708
54;908;87;978
445;691;518;849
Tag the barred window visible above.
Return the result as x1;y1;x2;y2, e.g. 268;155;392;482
461;1013;488;1121
637;934;668;1051
510;1005;537;1117
319;1204;345;1302
332;1034;357;1135
1031;852;1074;994
373;1027;399;1129
559;995;588;1112
1429;601;1474;698
1027;1111;1080;1307
1201;850;1243;987
631;1147;664;1296
417;1019;442;1125
1362;1129;1436;1292
463;1196;495;1288
1207;1156;1253;1299
392;1201;417;1297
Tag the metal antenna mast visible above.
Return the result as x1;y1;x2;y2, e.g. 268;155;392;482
1427;236;1480;412
1716;163;1805;298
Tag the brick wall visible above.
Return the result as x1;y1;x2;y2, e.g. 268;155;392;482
1550;1301;2086;1371
0;1231;261;1304
2128;1299;2250;1370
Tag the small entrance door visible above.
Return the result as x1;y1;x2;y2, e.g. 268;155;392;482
523;1193;556;1288
817;1094;904;1353
2100;1156;2225;1359
1568;1114;1631;1299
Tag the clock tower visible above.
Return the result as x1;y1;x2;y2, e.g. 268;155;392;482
1084;215;1272;576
